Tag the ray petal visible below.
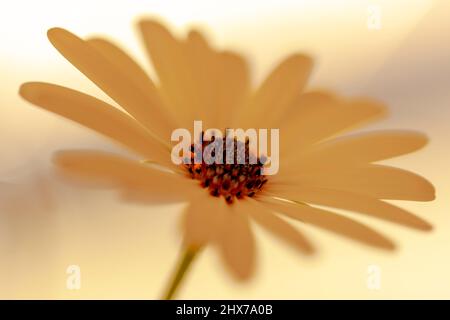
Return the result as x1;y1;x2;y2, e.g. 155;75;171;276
238;54;313;128
87;38;157;94
184;30;218;128
86;37;178;123
273;164;435;201
47;27;174;138
259;196;395;250
264;186;432;230
182;194;227;246
241;199;314;255
286;130;429;170
53;150;197;203
19;82;172;167
216;51;250;129
281;95;386;157
138;20;198;129
184;32;250;129
217;201;256;280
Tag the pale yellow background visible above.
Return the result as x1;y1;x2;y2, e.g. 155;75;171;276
0;0;449;299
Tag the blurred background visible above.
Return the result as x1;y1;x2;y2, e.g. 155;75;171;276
0;0;449;299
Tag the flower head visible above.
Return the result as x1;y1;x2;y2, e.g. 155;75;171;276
19;19;435;282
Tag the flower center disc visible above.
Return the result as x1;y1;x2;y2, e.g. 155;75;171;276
183;135;268;204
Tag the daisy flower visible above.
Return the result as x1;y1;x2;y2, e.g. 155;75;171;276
19;19;435;299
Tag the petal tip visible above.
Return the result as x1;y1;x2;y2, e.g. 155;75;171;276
289;53;314;72
423;182;436;202
381;240;396;251
52;150;87;169
47;27;80;48
416;132;429;146
18;82;31;97
138;19;166;32
420;221;434;232
290;52;313;63
18;82;40;101
52;151;69;167
231;267;255;282
47;27;65;40
303;244;316;256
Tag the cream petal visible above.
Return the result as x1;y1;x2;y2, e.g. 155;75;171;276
184;31;251;130
216;200;256;280
281;95;386;157
259;196;395;250
53;150;196;203
47;27;174;139
273;164;435;201
215;51;250;129
182;194;227;247
139;20;250;131
87;38;159;99
284;130;429;172
87;37;179;126
238;54;313;128
19;82;173;168
138;20;199;129
264;186;432;230
184;196;257;280
184;30;217;128
242;198;314;255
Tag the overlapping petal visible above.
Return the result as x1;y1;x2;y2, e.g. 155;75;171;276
258;196;395;249
47;27;175;139
280;95;386;155
54;150;198;203
182;194;227;246
216;201;256;280
238;54;313;128
19;82;173;167
264;186;432;230
242;198;314;255
272;164;435;201
282;130;428;172
139;20;250;130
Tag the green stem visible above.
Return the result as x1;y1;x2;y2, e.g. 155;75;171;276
162;246;200;300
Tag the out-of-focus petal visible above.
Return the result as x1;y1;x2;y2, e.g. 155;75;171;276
182;194;228;246
86;37;180;125
264;186;432;230
19;82;173;167
138;20;198;129
238;54;313;128
47;27;174;139
258;196;395;250
215;51;250;129
53;150;197;203
242;198;314;255
182;195;258;282
285;130;428;170
183;30;217;128
281;95;386;157
86;38;158;97
216;200;256;280
139;20;250;130
273;164;435;201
